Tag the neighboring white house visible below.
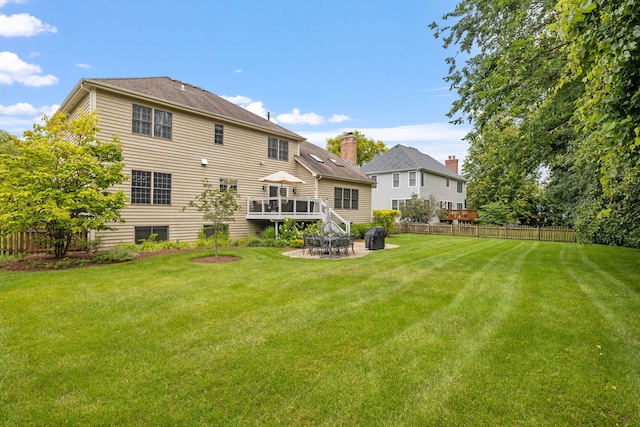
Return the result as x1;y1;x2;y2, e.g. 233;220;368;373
360;144;467;212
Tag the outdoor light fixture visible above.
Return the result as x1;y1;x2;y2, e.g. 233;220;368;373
262;184;268;191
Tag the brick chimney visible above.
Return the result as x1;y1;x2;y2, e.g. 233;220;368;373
340;132;357;165
445;155;459;174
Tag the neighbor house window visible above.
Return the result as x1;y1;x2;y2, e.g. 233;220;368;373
214;124;224;145
421;172;425;186
457;202;464;210
268;137;289;161
457;181;464;193
219;178;237;192
132;104;152;136
131;170;171;205
334;187;359;210
132;104;172;139
446;178;450;187
392;173;400;188
392;199;406;210
135;226;168;243
371;175;378;189
409;171;417;187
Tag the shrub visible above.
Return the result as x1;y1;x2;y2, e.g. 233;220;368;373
261;227;276;239
349;223;374;239
289;239;304;248
94;245;138;263
373;210;401;235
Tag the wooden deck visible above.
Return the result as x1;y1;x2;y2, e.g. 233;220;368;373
245;197;325;221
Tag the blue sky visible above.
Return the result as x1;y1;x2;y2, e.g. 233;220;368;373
0;0;470;164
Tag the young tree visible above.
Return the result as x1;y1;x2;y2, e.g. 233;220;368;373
182;178;240;256
325;130;388;166
400;193;445;223
0;112;127;258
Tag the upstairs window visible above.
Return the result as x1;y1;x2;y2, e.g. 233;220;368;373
214;124;224;145
446;178;450;188
409;171;417;187
154;110;172;139
132;105;152;135
392;173;400;188
132;104;172;140
457;181;464;193
268;137;289;161
371;175;378;189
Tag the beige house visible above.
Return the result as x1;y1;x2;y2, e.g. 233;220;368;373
58;77;373;246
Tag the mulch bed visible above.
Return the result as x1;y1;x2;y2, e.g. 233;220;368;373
0;249;240;272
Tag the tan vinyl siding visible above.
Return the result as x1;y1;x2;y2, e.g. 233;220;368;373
317;178;373;224
91;89;305;245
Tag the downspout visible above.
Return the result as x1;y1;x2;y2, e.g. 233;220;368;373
315;174;322;199
79;82;96;111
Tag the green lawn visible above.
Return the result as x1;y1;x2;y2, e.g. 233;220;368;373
1;235;639;426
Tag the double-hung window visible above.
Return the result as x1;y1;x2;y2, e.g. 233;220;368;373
334;187;359;210
268;137;289;161
131;170;152;203
132;105;152;135
219;178;237;192
131;170;171;205
132;104;172;139
392;173;400;188
409;171;417;187
153;172;172;204
457;181;464;193
214;124;224;145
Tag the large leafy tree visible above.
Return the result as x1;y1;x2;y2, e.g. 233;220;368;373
0;112;127;258
326;130;388;166
432;0;640;246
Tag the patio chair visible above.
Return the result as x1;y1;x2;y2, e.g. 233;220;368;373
345;233;355;255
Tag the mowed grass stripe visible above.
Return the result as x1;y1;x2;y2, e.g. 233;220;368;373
1;235;639;425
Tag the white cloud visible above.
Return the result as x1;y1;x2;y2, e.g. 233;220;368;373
222;95;350;127
302;122;471;164
0;12;57;37
0;51;58;86
75;63;91;69
328;114;351;123
234;68;243;73
0;101;38;115
276;108;324;126
221;95;276;122
0;102;59;134
221;95;252;105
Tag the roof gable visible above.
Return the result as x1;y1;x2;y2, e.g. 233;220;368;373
361;144;466;181
295;141;374;184
64;77;302;140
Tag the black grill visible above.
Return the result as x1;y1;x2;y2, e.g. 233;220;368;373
364;226;386;250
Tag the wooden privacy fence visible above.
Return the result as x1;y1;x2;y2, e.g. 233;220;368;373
396;222;576;243
0;231;88;255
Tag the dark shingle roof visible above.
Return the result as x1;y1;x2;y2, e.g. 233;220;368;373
360;144;466;181
295;141;374;184
78;77;302;140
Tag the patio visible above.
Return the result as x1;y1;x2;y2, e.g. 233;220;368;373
282;239;398;259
